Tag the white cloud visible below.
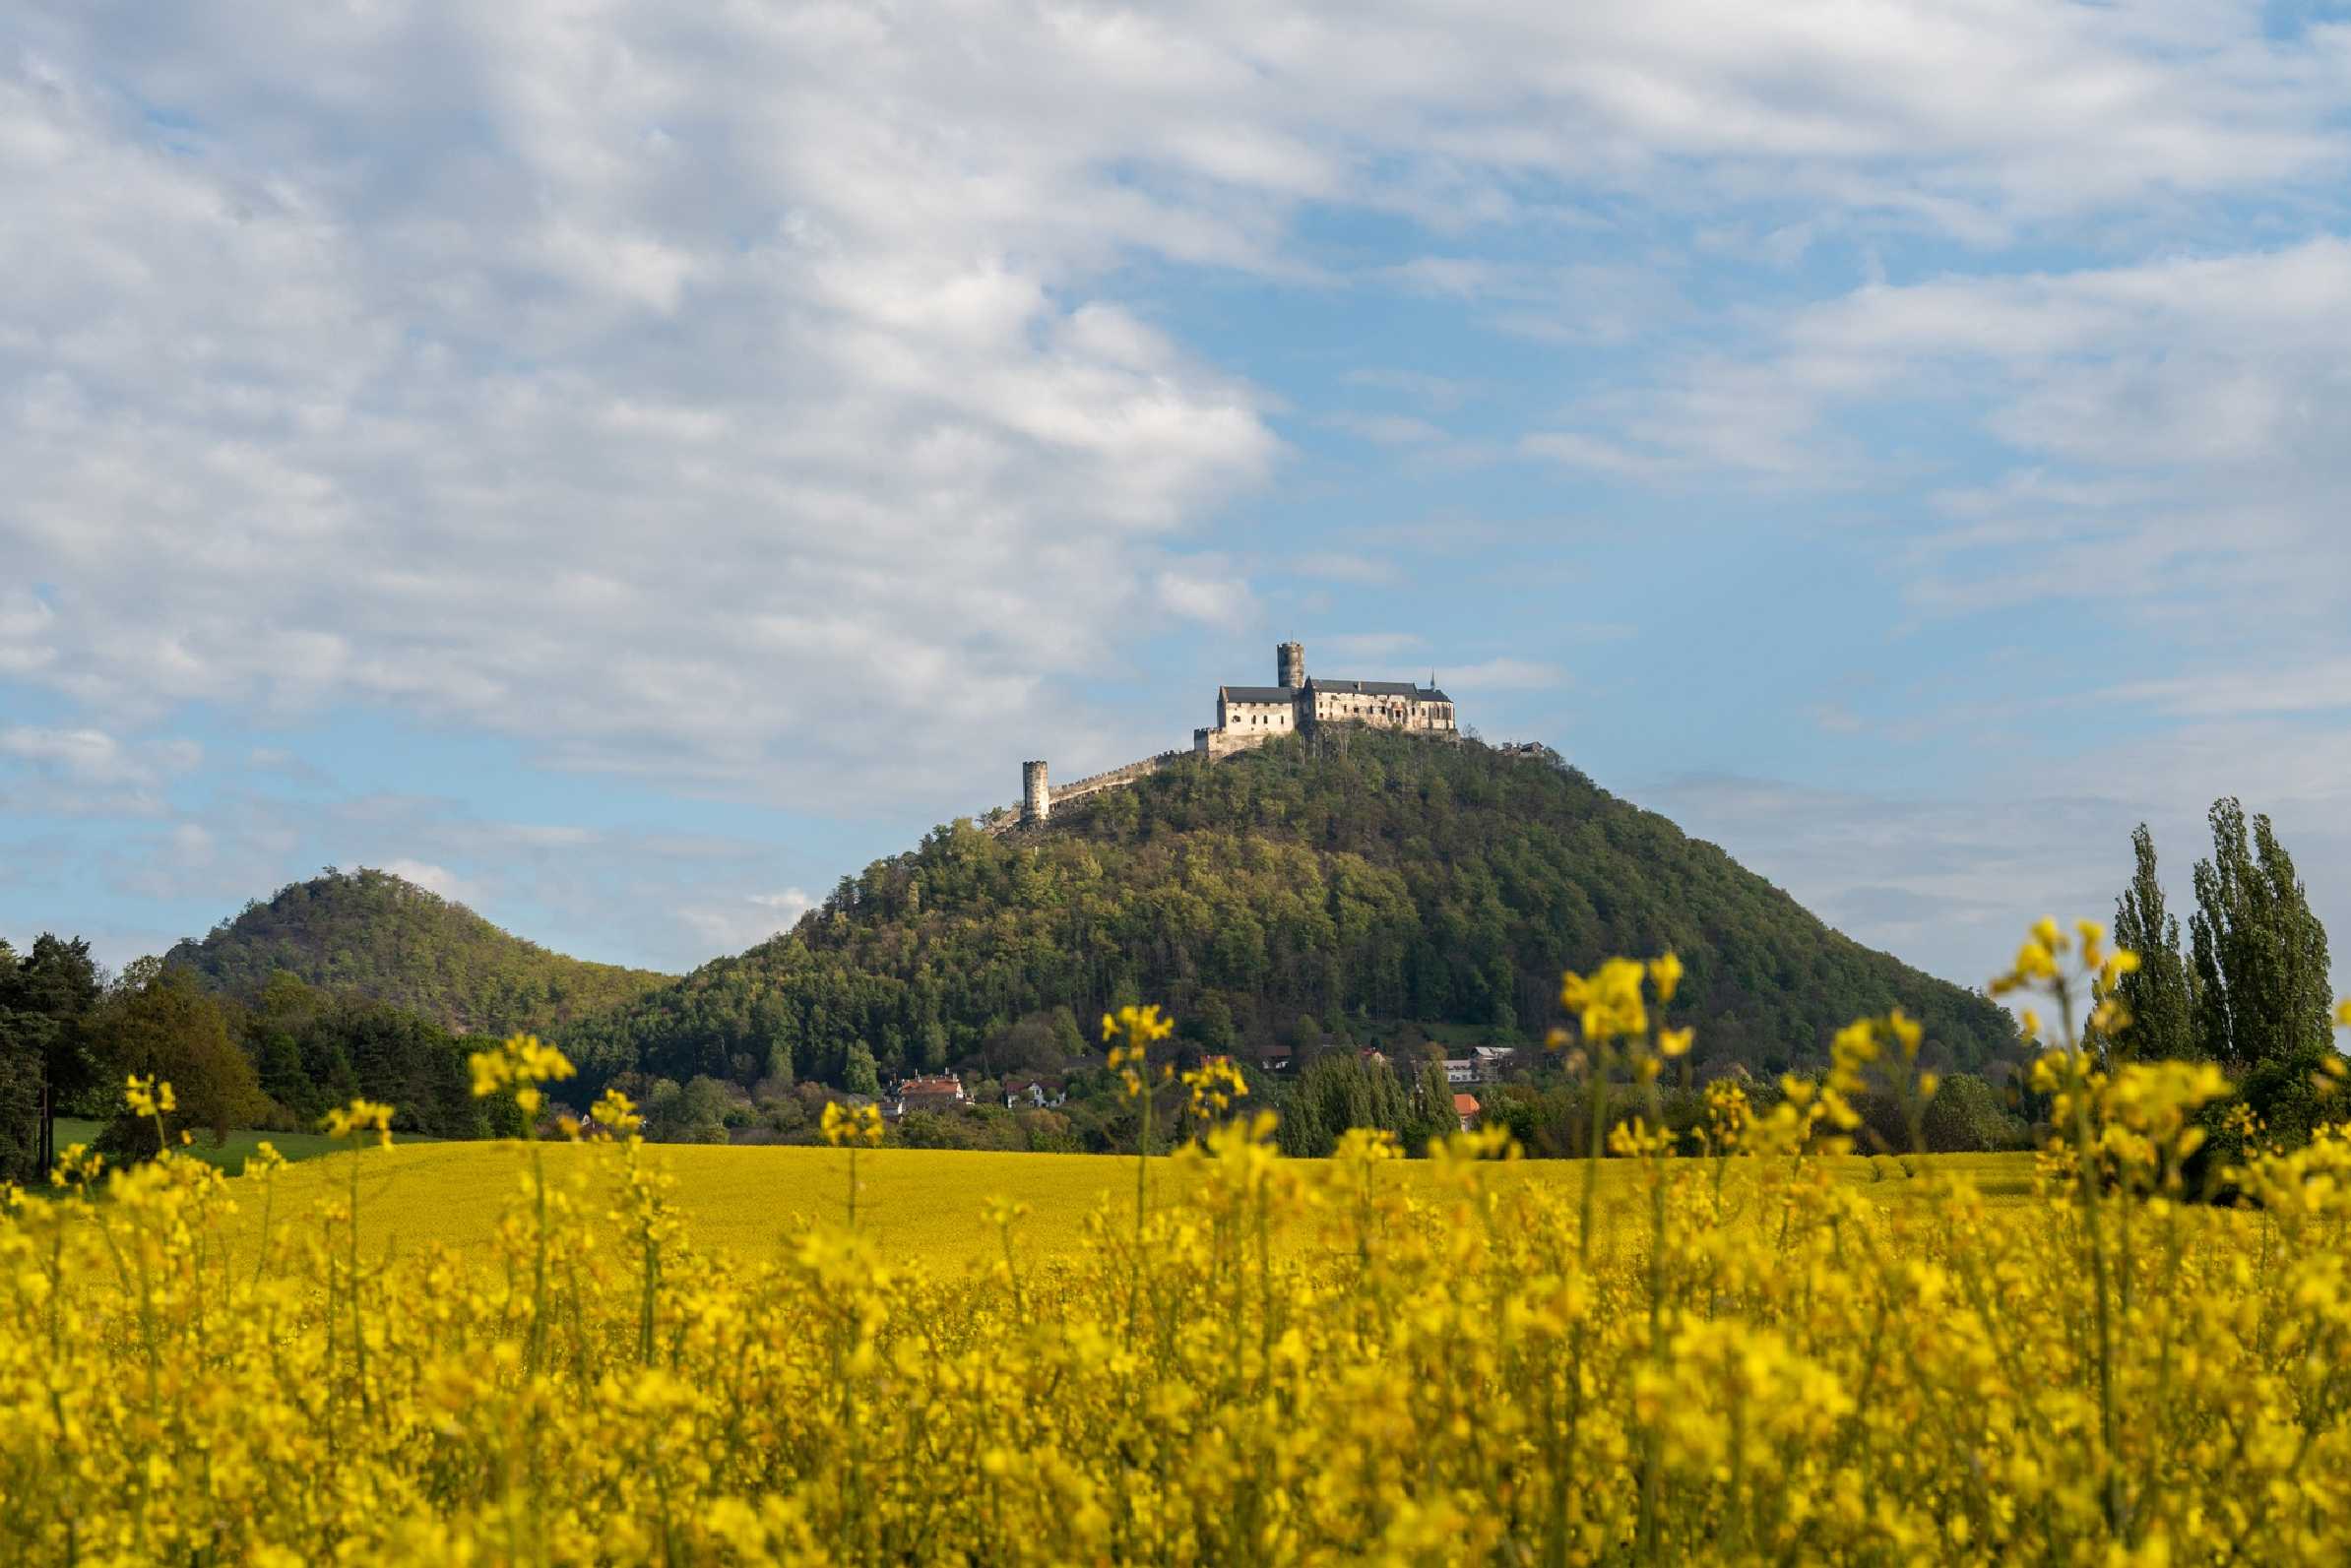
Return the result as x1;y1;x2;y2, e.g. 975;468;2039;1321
7;1;2344;815
1319;632;1427;661
0;31;1281;807
378;858;481;905
0;724;201;807
1341;368;1476;410
1519;429;1666;478
1441;657;1567;692
1287;552;1401;586
2;726;131;782
676;888;813;954
9;0;2351;978
1322;412;1449;447
2106;660;2351;720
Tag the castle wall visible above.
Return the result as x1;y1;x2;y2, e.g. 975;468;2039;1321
1049;748;1188;805
1307;690;1455;734
1197;726;1269;760
1219;697;1296;737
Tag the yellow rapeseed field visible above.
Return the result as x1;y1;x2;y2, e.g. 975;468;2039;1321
5;920;2351;1564
171;1137;2034;1271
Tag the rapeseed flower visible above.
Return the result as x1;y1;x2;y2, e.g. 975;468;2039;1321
4;926;2351;1563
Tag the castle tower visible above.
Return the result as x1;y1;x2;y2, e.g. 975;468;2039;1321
1277;641;1305;689
1022;760;1050;825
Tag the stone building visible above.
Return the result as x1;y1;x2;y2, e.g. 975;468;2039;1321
1194;642;1455;759
1012;641;1458;826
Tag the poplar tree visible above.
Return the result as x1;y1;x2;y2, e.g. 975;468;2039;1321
2110;825;2195;1062
2187;798;2333;1074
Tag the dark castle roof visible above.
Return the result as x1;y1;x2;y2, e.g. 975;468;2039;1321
1309;678;1451;702
1223;679;1454;704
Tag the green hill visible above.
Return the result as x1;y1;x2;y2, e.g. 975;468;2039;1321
559;733;2022;1091
166;867;671;1036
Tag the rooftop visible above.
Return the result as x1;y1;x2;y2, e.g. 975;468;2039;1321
897;1076;965;1095
1309;677;1450;701
1221;685;1298;704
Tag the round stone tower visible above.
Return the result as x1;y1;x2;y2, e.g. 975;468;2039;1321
1277;641;1305;689
1022;760;1050;825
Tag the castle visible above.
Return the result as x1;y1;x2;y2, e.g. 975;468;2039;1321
1012;642;1456;826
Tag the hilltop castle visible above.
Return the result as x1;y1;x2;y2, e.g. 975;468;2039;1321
1012;643;1456;826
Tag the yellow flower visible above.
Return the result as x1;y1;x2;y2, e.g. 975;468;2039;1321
1180;1056;1250;1119
821;1101;884;1148
1559;958;1648;1042
1648;952;1685;1005
123;1074;175;1120
1659;1027;1694;1058
1887;1007;1922;1056
469;1034;576;1101
320;1098;396;1148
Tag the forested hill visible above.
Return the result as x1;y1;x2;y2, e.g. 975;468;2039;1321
559;733;2021;1092
165;868;671;1036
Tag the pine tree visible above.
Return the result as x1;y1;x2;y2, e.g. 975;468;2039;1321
2187;798;2333;1074
2110;824;2195;1062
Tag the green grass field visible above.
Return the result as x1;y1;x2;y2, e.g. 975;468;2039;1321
50;1117;436;1175
176;1138;2038;1271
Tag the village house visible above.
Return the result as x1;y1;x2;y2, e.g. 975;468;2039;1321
1003;1078;1066;1110
888;1075;968;1118
1471;1045;1517;1082
1453;1093;1482;1133
1443;1058;1478;1086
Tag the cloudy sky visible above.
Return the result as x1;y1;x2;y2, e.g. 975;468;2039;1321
7;1;2351;992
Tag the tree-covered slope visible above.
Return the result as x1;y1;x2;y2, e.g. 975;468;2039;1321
166;868;670;1037
561;733;2021;1090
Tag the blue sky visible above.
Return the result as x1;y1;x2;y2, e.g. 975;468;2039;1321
8;1;2351;996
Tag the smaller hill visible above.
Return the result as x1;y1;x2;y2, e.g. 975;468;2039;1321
166;868;670;1036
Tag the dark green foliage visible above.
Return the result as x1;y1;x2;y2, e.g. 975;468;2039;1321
561;734;2022;1094
230;972;503;1139
2187;800;2334;1076
0;1001;35;1184
894;1109;963;1149
2111;824;2195;1064
91;967;268;1158
1917;1074;2032;1154
1273;1052;1414;1157
165;867;669;1036
2107;802;2340;1187
642;1076;734;1144
0;933;104;1180
1404;1060;1462;1154
843;1042;882;1098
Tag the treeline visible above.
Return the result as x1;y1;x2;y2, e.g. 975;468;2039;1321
0;947;520;1181
2107;799;2341;1166
560;732;2024;1096
166;867;670;1036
